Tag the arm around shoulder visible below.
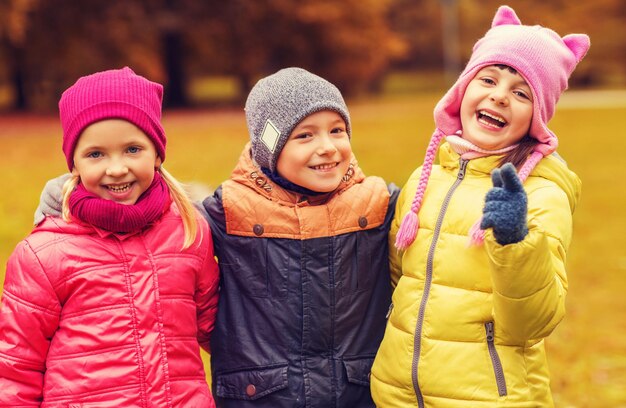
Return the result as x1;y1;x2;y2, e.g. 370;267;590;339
33;173;71;225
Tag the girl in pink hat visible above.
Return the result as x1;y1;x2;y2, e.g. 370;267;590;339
30;67;399;408
0;68;219;407
370;6;589;407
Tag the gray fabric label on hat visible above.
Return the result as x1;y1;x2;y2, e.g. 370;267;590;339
260;119;280;153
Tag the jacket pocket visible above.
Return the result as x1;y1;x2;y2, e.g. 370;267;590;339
343;357;375;387
220;239;269;297
221;238;291;298
340;232;374;296
485;321;508;397
215;364;288;401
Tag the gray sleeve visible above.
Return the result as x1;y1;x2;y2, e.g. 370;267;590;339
33;173;71;225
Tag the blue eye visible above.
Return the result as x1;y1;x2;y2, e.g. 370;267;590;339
127;146;141;153
87;151;102;159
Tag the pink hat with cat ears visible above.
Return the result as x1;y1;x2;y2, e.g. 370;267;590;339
395;5;590;250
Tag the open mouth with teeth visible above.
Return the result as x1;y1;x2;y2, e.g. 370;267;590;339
106;183;132;193
310;163;338;171
477;110;507;128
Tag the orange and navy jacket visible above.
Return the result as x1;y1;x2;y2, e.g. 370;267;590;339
203;144;399;407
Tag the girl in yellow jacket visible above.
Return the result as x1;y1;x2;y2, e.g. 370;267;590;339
370;6;589;407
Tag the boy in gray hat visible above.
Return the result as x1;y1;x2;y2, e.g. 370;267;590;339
204;67;399;407
34;67;399;407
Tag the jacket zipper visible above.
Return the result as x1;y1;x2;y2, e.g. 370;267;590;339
412;159;468;407
485;321;508;397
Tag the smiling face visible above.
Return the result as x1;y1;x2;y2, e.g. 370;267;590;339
460;65;534;150
276;110;351;193
72;119;162;205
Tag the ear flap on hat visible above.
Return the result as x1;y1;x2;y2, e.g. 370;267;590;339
562;34;591;63
492;5;521;27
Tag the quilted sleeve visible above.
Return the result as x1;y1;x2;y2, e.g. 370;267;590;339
195;225;220;354
0;240;61;405
485;184;573;343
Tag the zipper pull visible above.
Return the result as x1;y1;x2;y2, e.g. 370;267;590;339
485;321;495;341
458;159;468;180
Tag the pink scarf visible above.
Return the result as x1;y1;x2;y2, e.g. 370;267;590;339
445;134;518;159
69;172;171;233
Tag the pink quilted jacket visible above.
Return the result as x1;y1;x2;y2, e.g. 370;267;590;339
0;204;219;407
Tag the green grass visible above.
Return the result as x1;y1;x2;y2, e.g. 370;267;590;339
1;91;625;406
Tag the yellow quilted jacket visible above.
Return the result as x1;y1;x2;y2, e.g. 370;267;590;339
371;143;581;407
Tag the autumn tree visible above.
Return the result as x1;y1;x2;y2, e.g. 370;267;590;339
387;0;624;87
183;0;406;96
1;0;623;111
0;0;164;110
0;0;39;110
1;0;406;110
387;0;444;70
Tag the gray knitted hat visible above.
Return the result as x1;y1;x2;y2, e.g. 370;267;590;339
245;67;351;172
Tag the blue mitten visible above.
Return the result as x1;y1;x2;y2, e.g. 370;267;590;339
480;163;528;245
33;173;72;225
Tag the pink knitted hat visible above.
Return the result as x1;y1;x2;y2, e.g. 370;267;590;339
59;67;166;170
395;5;590;250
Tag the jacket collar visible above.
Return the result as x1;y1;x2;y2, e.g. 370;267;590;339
230;142;365;206
439;142;581;212
35;207;172;240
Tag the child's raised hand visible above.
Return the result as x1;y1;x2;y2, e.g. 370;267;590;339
480;163;528;245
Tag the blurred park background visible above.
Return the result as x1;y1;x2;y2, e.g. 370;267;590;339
1;0;625;406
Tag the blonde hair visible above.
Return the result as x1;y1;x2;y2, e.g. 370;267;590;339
61;167;199;250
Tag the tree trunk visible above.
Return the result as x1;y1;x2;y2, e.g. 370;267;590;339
7;43;28;111
162;31;188;108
